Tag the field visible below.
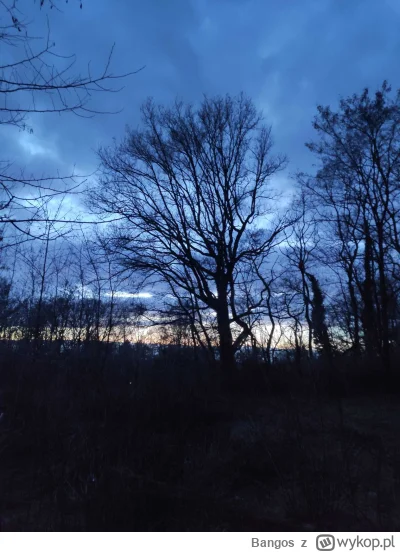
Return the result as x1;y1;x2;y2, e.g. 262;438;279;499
1;342;399;531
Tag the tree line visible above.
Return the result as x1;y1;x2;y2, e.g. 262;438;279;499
2;79;400;376
1;3;399;377
88;84;400;375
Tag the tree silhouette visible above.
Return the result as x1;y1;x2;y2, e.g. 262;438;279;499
303;82;400;371
0;0;142;244
91;94;288;375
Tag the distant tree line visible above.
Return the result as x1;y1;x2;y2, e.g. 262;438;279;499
1;63;400;376
88;84;400;375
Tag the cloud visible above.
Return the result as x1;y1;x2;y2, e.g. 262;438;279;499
18;133;59;160
107;292;153;299
1;0;400;216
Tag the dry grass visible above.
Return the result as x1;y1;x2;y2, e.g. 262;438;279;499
0;343;399;531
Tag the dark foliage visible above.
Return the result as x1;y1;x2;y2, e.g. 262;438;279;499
1;342;400;531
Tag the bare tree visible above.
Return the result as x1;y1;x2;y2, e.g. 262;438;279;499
0;0;142;242
302;82;400;371
282;192;319;358
91;94;288;375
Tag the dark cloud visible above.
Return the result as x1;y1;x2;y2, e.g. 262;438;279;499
1;0;400;208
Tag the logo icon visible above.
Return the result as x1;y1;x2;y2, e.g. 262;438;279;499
316;535;335;551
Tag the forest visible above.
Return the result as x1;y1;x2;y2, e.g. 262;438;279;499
1;0;400;532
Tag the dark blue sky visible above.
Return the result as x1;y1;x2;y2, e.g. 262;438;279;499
2;0;400;210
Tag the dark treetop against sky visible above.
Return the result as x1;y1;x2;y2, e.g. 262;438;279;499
1;0;400;210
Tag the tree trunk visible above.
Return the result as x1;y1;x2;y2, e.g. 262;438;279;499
216;295;235;376
376;226;391;372
361;222;378;356
300;266;313;359
347;276;360;354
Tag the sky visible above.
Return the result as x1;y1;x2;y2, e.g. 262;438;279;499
2;0;400;218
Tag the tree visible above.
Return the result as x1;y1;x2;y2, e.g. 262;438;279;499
0;0;141;244
91;94;288;375
306;271;332;357
302;82;400;371
282;192;319;359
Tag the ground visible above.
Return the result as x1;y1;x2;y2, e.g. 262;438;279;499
0;345;399;531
